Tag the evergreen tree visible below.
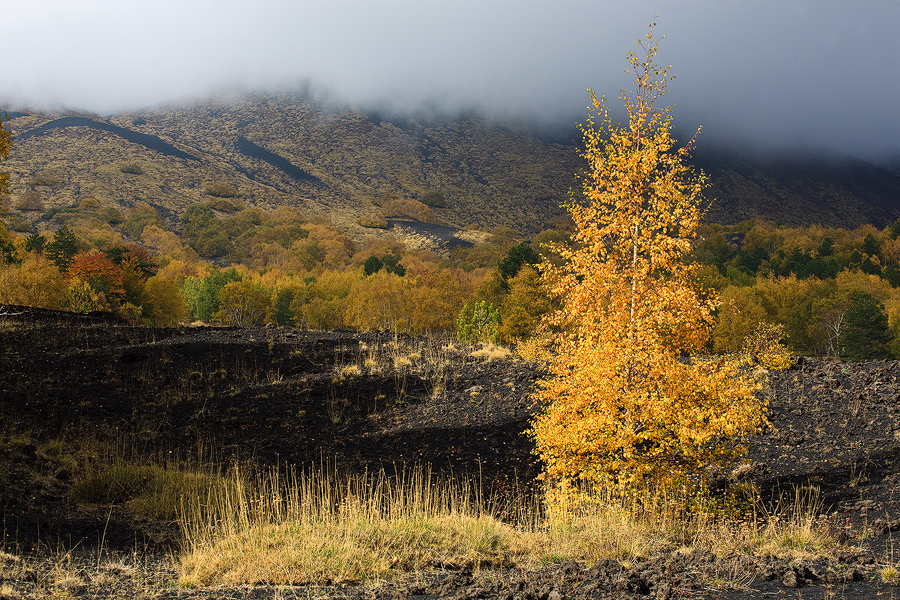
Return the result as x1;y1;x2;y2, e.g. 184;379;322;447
24;233;46;255
363;256;383;276
840;291;891;360
499;242;540;280
45;226;79;272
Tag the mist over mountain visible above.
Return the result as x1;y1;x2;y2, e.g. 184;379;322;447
3;1;898;165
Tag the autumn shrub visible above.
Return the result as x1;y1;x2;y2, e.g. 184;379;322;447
742;322;791;370
122;203;163;239
529;29;764;498
68;250;125;305
356;211;388;228
0;254;68;308
78;197;102;211
294;271;353;330
145;273;189;325
344;272;409;331
213;280;271;327
380;198;433;223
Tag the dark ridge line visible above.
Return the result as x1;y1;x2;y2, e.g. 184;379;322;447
16;116;199;162
235;136;323;186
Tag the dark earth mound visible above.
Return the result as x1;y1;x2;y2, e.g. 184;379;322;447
1;305;899;599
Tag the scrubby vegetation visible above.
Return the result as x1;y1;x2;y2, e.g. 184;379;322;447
4;188;900;356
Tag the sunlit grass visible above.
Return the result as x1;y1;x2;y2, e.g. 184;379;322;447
176;463;839;587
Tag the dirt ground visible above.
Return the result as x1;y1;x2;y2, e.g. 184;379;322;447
1;304;899;599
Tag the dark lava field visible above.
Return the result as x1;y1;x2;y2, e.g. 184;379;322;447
1;305;899;599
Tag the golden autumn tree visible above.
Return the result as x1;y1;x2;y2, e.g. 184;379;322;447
529;27;765;492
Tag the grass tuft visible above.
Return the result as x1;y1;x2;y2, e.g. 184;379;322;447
179;464;537;586
73;462;230;521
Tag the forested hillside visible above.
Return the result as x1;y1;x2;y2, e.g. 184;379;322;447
3;96;900;359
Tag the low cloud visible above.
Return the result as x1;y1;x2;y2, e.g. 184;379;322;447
3;0;898;161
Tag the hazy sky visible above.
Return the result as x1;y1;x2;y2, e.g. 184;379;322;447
3;0;899;161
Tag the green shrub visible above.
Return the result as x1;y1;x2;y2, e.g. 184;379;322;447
120;163;144;175
419;191;448;208
100;206;123;224
6;215;32;232
206;197;244;212
205;182;239;198
457;301;501;345
27;175;61;186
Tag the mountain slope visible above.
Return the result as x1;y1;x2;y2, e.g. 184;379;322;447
3;95;899;242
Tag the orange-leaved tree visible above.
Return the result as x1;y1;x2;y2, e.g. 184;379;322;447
67;250;125;307
529;26;765;493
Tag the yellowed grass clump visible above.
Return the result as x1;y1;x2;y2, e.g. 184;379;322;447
178;465;538;586
469;343;512;361
177;463;838;588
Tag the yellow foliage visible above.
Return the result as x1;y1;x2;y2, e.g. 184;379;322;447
145;274;189;326
713;286;768;354
499;265;551;341
0;255;68;308
742;322;791;370
344;272;409;331
405;268;475;334
214;281;271;327
529;28;764;492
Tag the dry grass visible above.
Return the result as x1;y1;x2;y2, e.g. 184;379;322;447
328;334;469;403
469;343;512;361
0;445;844;593
72;457;230;521
178;464;538;586
176;462;840;588
0;545;179;599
